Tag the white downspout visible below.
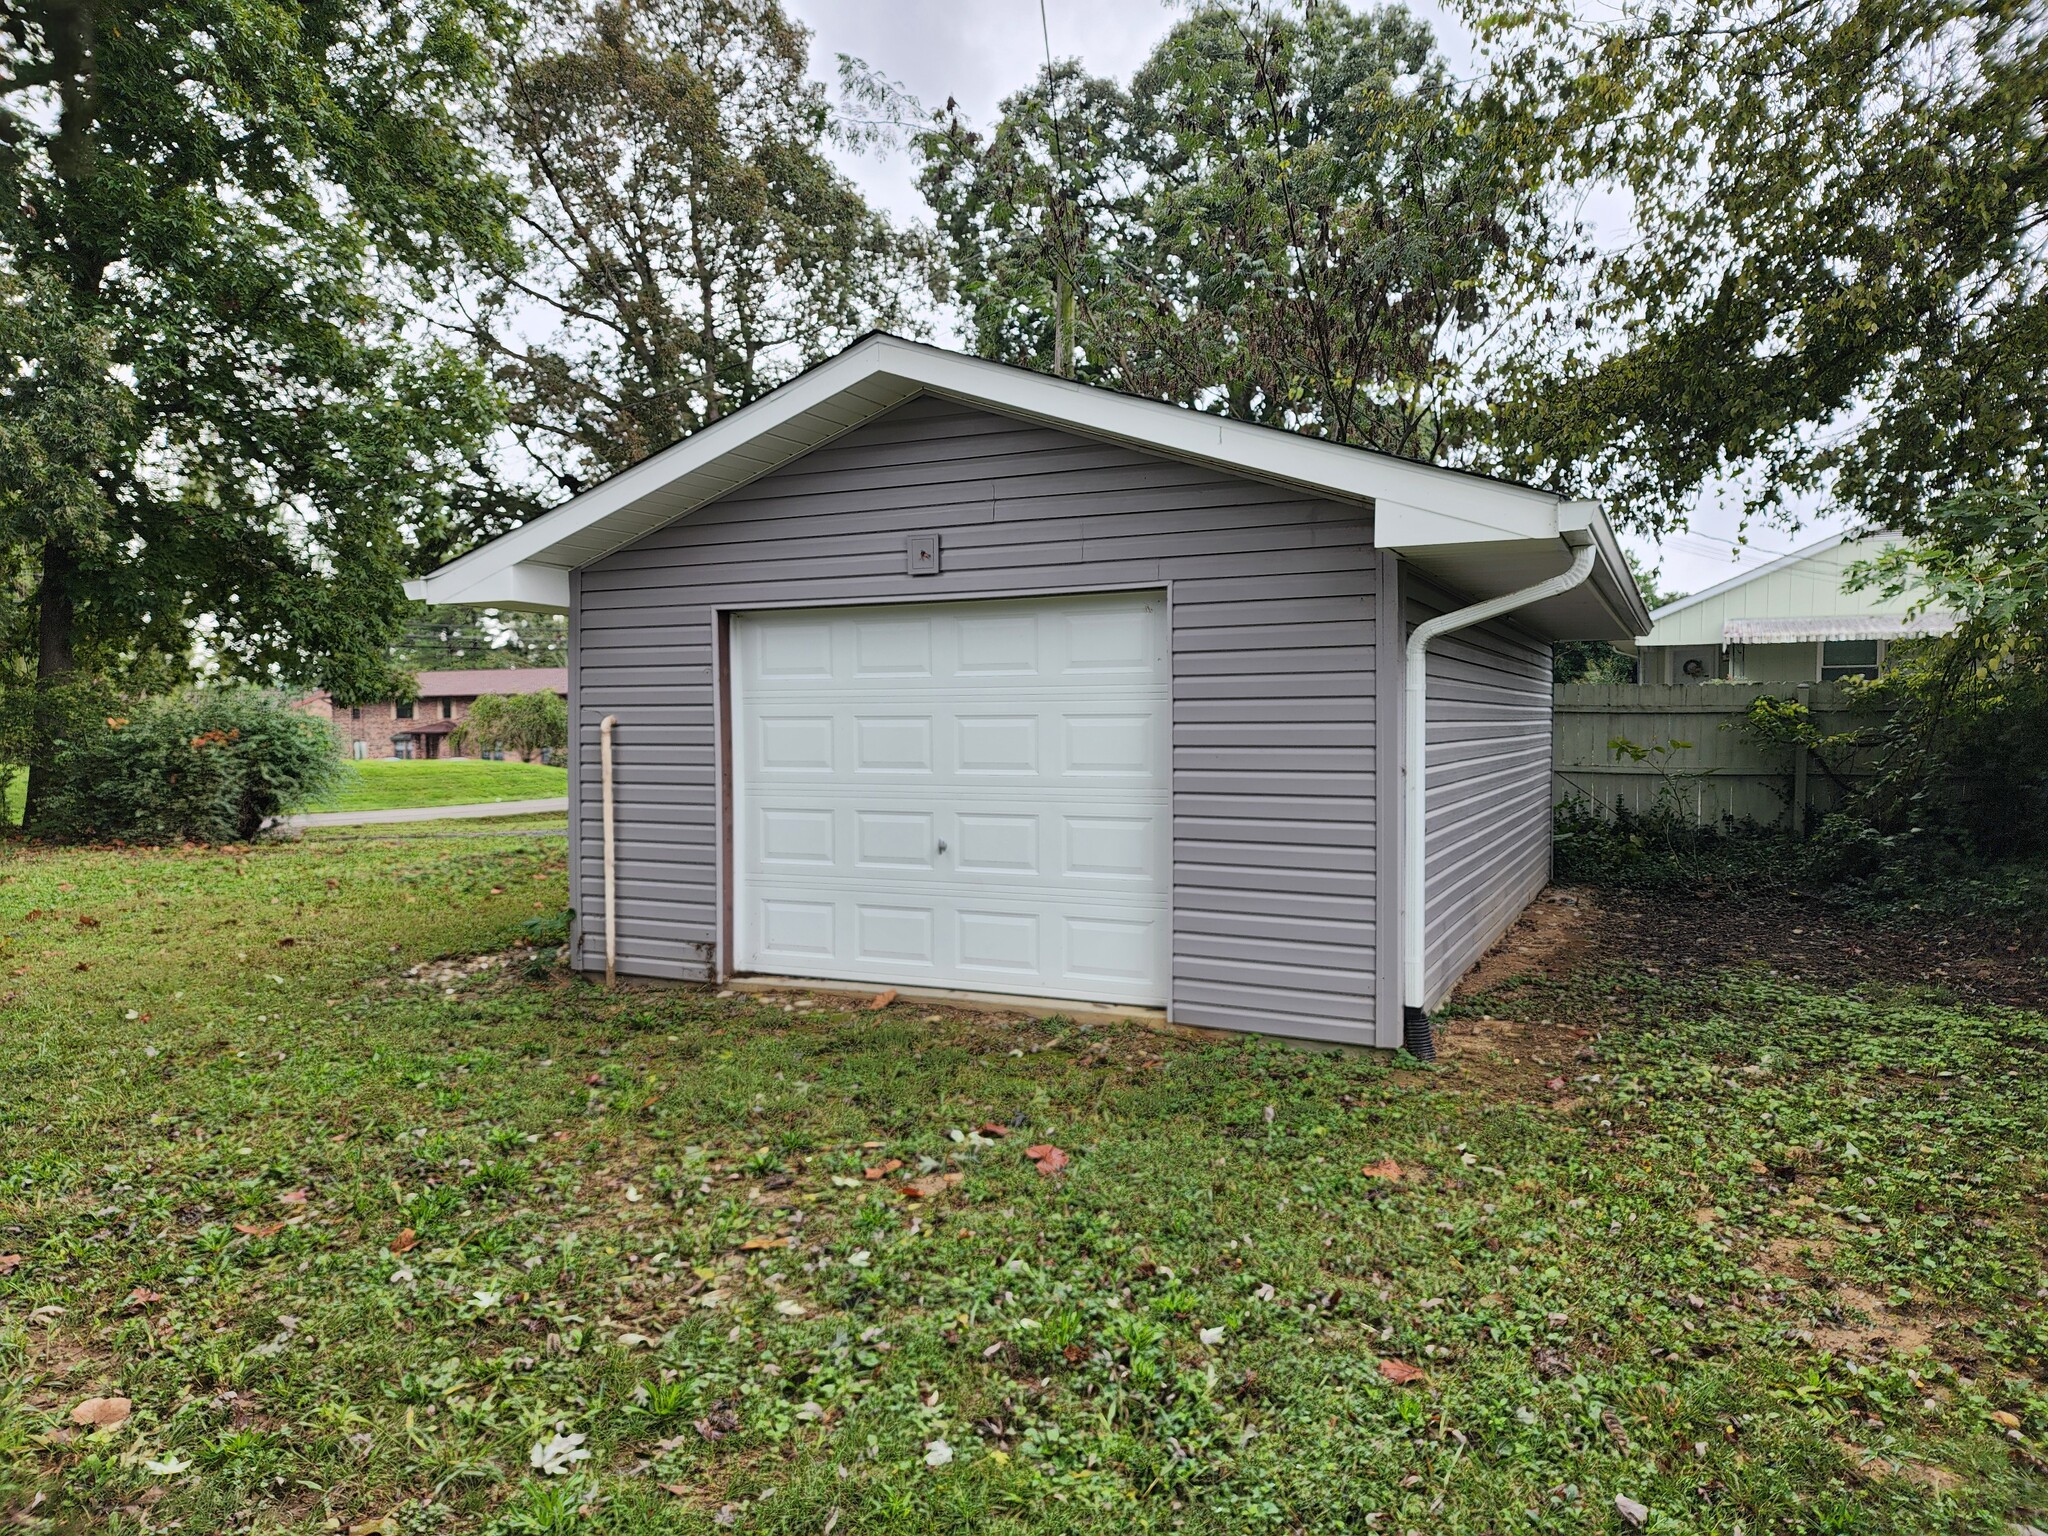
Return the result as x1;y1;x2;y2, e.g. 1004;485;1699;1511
600;714;618;988
1402;532;1597;1059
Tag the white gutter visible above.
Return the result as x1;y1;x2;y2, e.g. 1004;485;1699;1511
1401;531;1598;1059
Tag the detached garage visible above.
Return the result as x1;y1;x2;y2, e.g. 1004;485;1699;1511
409;335;1649;1055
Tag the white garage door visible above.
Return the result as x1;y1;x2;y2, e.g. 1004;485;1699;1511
732;591;1169;1006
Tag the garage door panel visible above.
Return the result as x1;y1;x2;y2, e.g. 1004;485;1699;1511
741;878;1168;1003
736;592;1169;1006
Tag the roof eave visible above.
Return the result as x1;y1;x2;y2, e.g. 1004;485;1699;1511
408;335;1650;638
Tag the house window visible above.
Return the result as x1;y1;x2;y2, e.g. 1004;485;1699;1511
442;698;454;720
352;740;368;761
395;700;414;720
392;737;415;760
1820;639;1881;681
350;705;361;722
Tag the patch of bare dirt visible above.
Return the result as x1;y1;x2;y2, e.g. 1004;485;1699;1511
1589;884;2048;1010
1454;888;1598;999
1434;888;1602;1096
1808;1281;1937;1359
1757;1233;1839;1280
1833;1440;1962;1493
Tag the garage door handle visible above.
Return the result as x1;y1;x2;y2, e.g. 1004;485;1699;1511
936;838;948;854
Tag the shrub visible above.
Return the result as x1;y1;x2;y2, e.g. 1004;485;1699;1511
39;688;343;843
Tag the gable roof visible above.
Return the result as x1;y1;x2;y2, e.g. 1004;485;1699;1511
1645;530;1955;647
1648;531;1857;622
408;333;1650;642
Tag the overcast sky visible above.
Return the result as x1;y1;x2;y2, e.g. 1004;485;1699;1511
786;0;1848;599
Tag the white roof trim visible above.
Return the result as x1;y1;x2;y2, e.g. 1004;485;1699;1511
409;333;1651;635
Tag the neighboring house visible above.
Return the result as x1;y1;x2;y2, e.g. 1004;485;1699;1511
1636;532;1954;684
298;667;568;760
407;335;1649;1054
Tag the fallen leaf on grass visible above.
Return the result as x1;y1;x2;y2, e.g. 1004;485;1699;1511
530;1431;590;1475
1378;1358;1426;1385
233;1221;285;1239
1360;1159;1404;1182
869;989;898;1010
348;1518;400;1536
0;1254;21;1273
1991;1410;2023;1430
124;1287;164;1307
389;1228;418;1254
659;1484;693;1498
71;1396;132;1429
1024;1144;1068;1175
1615;1494;1650;1528
901;1172;963;1199
863;1159;903;1181
740;1235;792;1251
277;1188;309;1204
977;1123;1010;1138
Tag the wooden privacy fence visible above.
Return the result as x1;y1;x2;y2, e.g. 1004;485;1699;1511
1552;683;1894;830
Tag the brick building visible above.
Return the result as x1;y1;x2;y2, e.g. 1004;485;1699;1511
298;667;568;761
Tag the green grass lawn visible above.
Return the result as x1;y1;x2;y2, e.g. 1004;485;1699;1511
306;758;568;813
3;834;2045;1533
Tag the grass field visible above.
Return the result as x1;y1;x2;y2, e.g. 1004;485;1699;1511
306;759;568;813
3;832;2045;1533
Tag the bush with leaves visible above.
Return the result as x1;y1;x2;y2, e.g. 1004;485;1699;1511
39;689;343;844
1847;494;2048;856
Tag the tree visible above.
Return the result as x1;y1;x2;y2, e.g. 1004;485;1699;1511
1466;0;2047;536
917;1;1563;463
1845;493;2048;853
449;689;568;762
391;605;568;671
1;0;518;828
458;0;930;494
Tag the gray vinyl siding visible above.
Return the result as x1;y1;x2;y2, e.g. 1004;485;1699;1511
569;394;1388;1045
1408;579;1555;1009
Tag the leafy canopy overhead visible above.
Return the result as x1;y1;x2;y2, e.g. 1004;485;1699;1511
0;0;521;824
1468;0;2048;534
460;0;931;495
917;0;1563;465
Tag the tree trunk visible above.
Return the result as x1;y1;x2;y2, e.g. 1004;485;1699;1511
1053;273;1075;378
24;541;81;832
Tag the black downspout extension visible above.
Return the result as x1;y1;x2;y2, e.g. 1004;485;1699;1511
1403;1005;1436;1063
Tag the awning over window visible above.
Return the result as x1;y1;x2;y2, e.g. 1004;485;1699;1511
394;719;458;737
1722;612;1957;644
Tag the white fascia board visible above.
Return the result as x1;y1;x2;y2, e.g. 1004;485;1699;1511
408;332;1614;611
893;340;1563;538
